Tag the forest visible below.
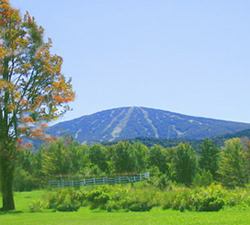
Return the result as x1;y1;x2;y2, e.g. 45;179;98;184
5;137;248;214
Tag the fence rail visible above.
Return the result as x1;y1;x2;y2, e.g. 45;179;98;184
48;172;150;188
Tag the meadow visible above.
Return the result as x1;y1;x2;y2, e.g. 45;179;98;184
0;191;250;225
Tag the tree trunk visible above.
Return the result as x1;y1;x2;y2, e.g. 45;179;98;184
0;152;15;211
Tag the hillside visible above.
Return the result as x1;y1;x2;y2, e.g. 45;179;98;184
47;107;250;143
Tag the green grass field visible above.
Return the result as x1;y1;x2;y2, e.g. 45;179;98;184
0;191;250;225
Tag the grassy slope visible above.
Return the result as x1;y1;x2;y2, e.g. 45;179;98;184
0;191;249;225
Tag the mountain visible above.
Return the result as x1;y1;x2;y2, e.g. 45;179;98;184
47;106;250;144
212;128;250;146
222;128;250;139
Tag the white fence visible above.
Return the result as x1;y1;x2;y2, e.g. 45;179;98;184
48;172;150;188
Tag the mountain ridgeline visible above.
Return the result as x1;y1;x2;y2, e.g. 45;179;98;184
47;107;250;144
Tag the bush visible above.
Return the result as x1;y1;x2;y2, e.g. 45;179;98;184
106;200;122;212
118;188;155;212
127;201;153;211
225;188;250;207
86;188;110;209
14;168;39;191
43;184;250;213
162;184;226;212
47;189;81;212
162;187;192;211
193;170;213;187
191;185;225;211
149;174;171;190
29;200;45;212
84;185;156;212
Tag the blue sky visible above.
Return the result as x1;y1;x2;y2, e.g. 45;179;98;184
11;0;250;123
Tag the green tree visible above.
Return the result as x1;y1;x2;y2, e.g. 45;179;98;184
218;138;247;188
111;142;137;174
173;143;197;186
148;145;168;174
193;170;213;187
199;139;219;178
0;1;74;210
41;139;81;177
245;141;250;182
13;149;38;191
132;142;148;173
89;144;109;173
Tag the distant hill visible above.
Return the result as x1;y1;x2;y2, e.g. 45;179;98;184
47;107;250;144
222;128;250;139
211;128;250;146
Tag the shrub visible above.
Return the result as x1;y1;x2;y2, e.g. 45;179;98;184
29;200;45;212
127;201;153;212
43;184;250;213
149;174;171;190
56;194;80;212
106;200;122;212
162;187;192;211
47;189;81;212
193;170;213;187
14;168;39;191
162;184;226;212
86;188;110;209
191;185;225;211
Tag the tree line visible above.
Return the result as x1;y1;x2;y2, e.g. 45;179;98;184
14;137;250;191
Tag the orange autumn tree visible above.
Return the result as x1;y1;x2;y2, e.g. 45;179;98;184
0;1;74;210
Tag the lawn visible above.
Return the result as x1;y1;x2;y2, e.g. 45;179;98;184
0;191;249;225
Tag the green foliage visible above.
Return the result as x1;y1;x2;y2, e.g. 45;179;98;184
148;145;168;174
40;184;250;213
111;142;147;174
14;138;250;192
173;143;197;185
218;138;248;188
14;167;39;191
0;0;74;210
47;189;81;212
245;142;250;183
40;139;83;178
193;170;213;187
147;172;172;190
2;191;250;225
86;188;110;209
191;185;225;211
89;144;109;172
199;139;219;178
83;186;155;212
162;184;226;212
29;200;45;212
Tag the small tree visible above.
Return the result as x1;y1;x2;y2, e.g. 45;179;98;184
89;144;109;173
0;1;74;210
132;142;148;173
173;143;197;186
148;145;168;174
111;142;137;174
199;139;219;178
41;139;75;177
245;141;250;183
218;138;247;188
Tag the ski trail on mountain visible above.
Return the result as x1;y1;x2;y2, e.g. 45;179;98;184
140;107;159;138
110;107;134;141
102;109;126;133
171;125;185;137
